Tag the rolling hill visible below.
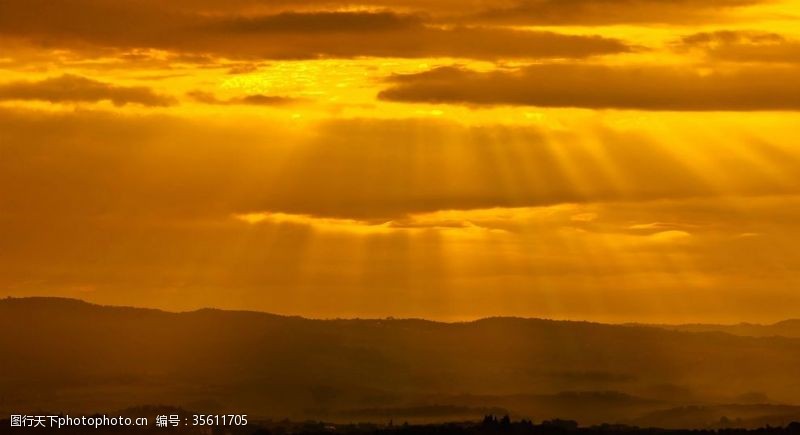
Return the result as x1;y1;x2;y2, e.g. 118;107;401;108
2;297;800;427
653;320;800;339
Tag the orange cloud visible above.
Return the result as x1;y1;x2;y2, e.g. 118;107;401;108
474;0;765;24
187;90;299;106
677;31;800;64
0;3;632;60
3;110;800;222
0;75;176;106
379;64;800;111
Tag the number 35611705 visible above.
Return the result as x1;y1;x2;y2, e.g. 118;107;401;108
192;415;248;426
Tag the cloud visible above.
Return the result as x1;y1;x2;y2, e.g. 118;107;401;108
4;190;800;322
188;90;298;106
677;31;800;64
213;11;421;34
473;0;764;25
0;75;176;106
2;110;800;222
2;109;800;320
1;0;762;30
647;230;693;243
199;13;631;59
234;212;403;235
379;64;800;111
628;222;696;231
0;2;631;60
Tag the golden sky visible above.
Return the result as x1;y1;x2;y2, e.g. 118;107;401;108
2;0;800;323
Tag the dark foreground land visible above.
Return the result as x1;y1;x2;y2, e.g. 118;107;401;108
2;416;800;435
4;298;800;428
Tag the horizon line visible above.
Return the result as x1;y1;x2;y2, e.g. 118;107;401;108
3;295;798;328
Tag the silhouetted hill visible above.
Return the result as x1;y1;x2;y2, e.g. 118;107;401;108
2;297;800;428
633;404;800;430
652;320;800;339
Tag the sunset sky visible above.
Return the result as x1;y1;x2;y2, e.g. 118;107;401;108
2;0;800;323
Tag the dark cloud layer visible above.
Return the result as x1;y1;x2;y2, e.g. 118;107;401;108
0;0;770;64
214;11;421;34
0;75;175;106
678;30;800;63
1;0;765;29
2;110;799;222
188;91;298;106
0;2;631;60
379;65;800;111
474;0;763;24
201;17;632;60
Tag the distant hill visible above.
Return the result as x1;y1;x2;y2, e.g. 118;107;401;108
633;404;800;430
2;297;800;427
652;320;800;339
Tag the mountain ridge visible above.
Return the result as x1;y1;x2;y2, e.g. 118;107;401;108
3;296;800;428
4;296;798;330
